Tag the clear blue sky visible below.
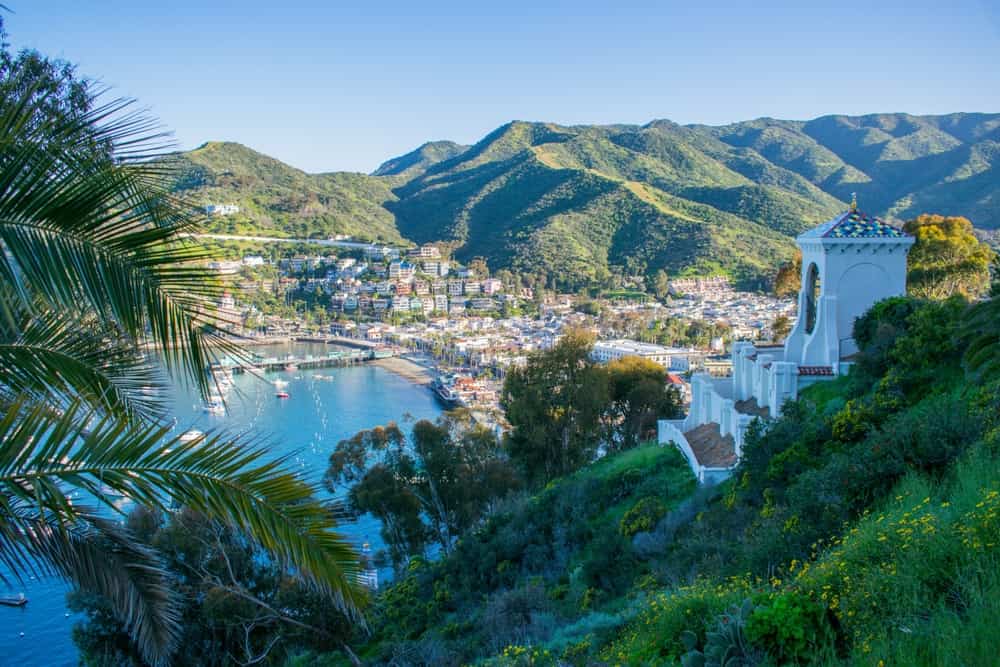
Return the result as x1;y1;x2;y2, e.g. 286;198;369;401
9;1;999;173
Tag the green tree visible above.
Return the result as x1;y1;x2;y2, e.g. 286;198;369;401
0;29;361;665
325;413;519;568
773;251;802;298
771;315;792;343
653;269;671;301
604;356;683;451
71;508;359;666
501;329;609;484
904;214;995;300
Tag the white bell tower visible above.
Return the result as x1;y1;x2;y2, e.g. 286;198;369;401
783;199;914;370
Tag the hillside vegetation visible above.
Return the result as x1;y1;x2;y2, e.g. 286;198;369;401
290;293;1000;667
170;112;1000;288
170;141;404;242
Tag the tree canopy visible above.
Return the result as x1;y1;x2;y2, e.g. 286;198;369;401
904;214;995;300
501;329;609;485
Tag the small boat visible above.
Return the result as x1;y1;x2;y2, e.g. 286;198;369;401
99;485;125;499
179;429;204;443
275;391;290;399
0;593;27;607
202;400;225;415
285;363;298;371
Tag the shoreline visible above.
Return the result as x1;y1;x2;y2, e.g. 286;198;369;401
372;356;436;386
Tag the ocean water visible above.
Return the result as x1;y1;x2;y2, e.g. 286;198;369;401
0;343;441;666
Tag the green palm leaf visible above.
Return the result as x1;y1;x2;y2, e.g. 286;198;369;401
8;505;182;667
0;81;243;401
0;400;366;613
0;303;168;419
0;59;365;666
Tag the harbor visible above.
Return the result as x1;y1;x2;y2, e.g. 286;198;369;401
212;343;396;375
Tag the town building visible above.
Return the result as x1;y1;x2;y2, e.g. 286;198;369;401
408;244;441;259
242;255;265;267
591;339;695;371
669;276;730;297
205;204;240;216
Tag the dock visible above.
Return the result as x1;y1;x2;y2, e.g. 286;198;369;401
213;340;396;374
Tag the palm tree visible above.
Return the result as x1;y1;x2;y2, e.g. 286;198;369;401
0;60;362;664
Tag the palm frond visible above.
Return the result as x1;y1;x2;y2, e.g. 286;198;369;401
0;306;168;420
7;505;181;667
0;400;367;617
0;81;244;400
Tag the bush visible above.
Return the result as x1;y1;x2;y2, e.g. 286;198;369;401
620;496;668;537
745;590;837;664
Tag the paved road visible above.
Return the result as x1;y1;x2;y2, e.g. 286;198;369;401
190;233;384;250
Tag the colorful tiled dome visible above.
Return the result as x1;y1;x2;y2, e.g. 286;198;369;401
799;208;911;240
824;211;905;238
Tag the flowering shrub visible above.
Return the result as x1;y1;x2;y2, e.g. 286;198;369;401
620;496;668;537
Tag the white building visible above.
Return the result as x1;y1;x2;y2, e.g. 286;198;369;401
660;207;914;484
591;339;694;371
409;244;441;259
242;255;265;267
205;204;240;216
388;261;416;281
207;260;241;275
422;260;451;277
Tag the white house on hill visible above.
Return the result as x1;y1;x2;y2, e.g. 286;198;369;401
659;206;914;484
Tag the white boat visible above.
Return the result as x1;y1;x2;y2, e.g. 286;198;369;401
179;429;204;443
203;401;225;415
273;379;289;388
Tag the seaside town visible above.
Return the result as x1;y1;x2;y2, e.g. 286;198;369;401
205;233;798;431
9;5;1000;666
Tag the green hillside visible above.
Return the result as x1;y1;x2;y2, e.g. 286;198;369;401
169;112;1000;287
282;295;1000;667
371;140;469;180
170;141;404;242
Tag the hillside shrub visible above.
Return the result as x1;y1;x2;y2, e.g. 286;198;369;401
620;496;668;537
744;590;837;664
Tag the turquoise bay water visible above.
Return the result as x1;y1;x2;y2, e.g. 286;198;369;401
0;343;441;666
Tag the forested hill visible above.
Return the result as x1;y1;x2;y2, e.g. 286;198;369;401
170;112;1000;288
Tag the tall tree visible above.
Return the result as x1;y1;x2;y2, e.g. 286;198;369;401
771;315;792;343
501;329;609;485
325;413;519;568
904;214;995;300
773;251;802;298
0;22;361;665
652;269;671;301
603;356;683;451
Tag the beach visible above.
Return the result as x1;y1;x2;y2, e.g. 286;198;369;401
373;356;436;386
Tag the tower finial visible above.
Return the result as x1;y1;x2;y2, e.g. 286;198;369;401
849;192;858;213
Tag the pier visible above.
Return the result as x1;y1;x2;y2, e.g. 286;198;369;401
214;341;395;374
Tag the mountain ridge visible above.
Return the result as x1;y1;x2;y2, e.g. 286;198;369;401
169;112;1000;289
